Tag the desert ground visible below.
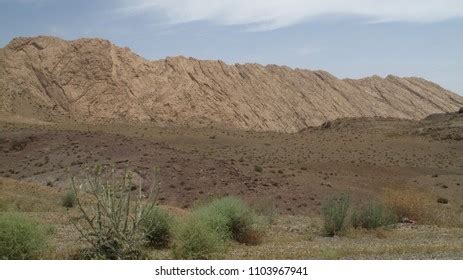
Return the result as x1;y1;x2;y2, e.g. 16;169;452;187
1;111;462;259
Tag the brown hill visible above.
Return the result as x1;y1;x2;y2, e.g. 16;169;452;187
1;36;462;132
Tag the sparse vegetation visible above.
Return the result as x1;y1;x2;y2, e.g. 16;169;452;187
437;198;449;204
142;207;174;249
62;190;76;208
172;215;226;260
252;197;278;224
70;166;159;259
254;165;263;173
352;203;397;229
383;189;435;224
321;194;350;236
1;106;463;260
0;212;48;259
383;189;462;227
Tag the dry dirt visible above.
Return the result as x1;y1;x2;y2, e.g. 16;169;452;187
1;112;462;216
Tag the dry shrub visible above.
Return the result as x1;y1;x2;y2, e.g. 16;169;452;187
383;188;463;227
383;189;435;223
252;197;278;224
62;190;76;208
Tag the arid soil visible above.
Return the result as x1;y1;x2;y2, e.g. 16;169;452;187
1;111;462;259
1;112;462;215
2;35;463;260
1;36;462;132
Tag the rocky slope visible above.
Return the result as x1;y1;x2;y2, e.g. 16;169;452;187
1;36;462;132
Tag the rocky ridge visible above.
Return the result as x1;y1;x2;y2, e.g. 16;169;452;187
1;36;462;132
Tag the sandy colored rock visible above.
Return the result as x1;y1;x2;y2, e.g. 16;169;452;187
1;36;462;132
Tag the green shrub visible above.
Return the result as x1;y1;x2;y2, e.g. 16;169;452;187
142;207;174;249
321;194;350;236
172;216;226;260
254;165;263;173
0;212;48;259
171;197;266;259
196;197;265;244
62;190;76;208
352;203;397;229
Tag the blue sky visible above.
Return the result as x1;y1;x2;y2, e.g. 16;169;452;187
1;0;462;94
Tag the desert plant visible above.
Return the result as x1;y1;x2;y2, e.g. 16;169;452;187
383;189;434;224
62;190;76;208
252;197;278;224
70;165;159;259
254;165;263;173
0;212;48;259
383;188;462;227
321;194;350;236
142;207;174;249
171;215;226;260
437;198;449;204
195;197;265;244
351;203;397;229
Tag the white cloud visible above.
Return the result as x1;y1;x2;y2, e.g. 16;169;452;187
120;0;463;30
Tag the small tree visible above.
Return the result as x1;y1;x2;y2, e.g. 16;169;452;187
70;165;159;259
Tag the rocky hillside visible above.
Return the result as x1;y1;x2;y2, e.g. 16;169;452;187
1;36;462;132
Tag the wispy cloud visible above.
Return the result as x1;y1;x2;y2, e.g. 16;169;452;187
292;46;321;57
119;0;463;30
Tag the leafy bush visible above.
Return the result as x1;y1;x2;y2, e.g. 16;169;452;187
142;207;174;249
0;212;48;259
171;215;226;260
196;197;265;244
62;190;76;208
321;194;350;236
254;165;263;173
352;203;397;229
70;166;159;259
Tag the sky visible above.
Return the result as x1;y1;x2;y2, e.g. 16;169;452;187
1;0;462;94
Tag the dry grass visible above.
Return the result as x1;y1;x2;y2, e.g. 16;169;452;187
2;177;463;260
227;216;463;260
383;188;435;223
0;178;65;213
383;188;463;228
0;177;85;258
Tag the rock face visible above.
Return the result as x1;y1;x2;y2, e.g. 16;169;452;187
1;36;462;132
